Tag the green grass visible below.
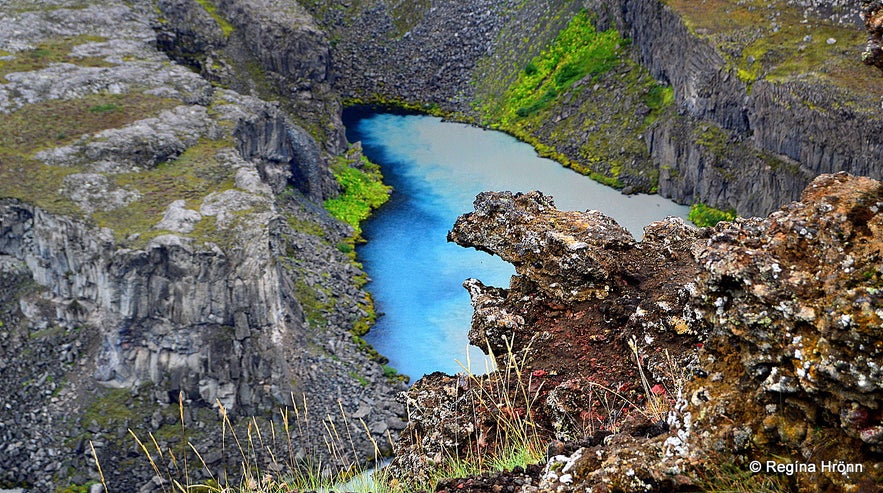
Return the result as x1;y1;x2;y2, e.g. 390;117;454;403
92;138;238;247
487;10;625;125
0;35;110;81
0;93;180;156
0;93;182;217
323;156;391;237
689;203;737;227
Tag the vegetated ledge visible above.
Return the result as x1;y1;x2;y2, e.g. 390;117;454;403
388;172;883;492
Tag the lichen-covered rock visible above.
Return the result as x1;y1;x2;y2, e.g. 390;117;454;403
683;172;883;492
397;174;883;491
449;191;637;302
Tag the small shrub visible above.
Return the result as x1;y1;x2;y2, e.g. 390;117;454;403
523;61;538;76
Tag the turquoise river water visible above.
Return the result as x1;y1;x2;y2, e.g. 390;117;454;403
344;109;691;381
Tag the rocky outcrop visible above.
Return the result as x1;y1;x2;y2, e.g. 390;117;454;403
0;0;404;490
154;0;347;153
393;173;883;491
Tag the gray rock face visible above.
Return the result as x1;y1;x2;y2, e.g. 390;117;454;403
61;173;141;213
0;0;404;490
153;0;348;154
234;101;339;201
589;0;883;216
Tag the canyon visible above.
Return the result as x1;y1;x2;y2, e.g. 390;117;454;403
0;0;881;491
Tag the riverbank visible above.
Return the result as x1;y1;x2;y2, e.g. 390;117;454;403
345;110;690;379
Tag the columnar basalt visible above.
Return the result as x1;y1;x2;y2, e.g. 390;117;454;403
0;0;404;489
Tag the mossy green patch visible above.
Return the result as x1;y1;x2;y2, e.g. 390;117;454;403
689;203;736;227
483;10;625;125
693;123;732;158
323;156;391;237
82;387;135;429
293;279;334;328
195;0;235;38
0;34;110;81
92;138;237;248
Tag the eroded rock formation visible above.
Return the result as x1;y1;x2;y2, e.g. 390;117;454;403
393;173;883;492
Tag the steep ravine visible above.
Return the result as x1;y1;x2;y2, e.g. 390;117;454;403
0;0;404;489
316;0;882;217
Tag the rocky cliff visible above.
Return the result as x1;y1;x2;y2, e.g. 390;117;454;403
589;0;883;217
314;0;881;217
392;173;883;492
0;0;404;490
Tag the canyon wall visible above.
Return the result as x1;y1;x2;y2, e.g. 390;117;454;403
0;0;404;489
588;0;882;215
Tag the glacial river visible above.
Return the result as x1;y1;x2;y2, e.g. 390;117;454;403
344;109;690;380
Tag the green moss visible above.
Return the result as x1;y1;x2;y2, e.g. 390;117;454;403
293;279;334;328
349;370;369;387
194;0;234;38
323;156;391;237
82;388;134;429
693;123;732;158
88;103;120;113
55;481;98;493
689;203;736;227
645;84;674;112
0;34;110;81
390;0;430;37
